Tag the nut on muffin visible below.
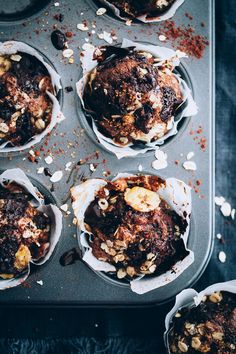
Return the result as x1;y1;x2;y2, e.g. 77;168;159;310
84;47;183;147
0;52;54;147
82;175;189;279
168;291;236;353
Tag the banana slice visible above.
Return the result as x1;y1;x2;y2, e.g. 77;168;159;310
0;56;11;76
124;186;160;212
14;244;31;271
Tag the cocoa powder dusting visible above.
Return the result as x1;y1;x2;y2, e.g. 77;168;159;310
158;20;209;59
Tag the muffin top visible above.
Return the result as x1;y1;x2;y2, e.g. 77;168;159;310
168;291;236;353
0;52;53;147
84;48;182;146
83;175;188;280
0;182;51;278
106;0;176;18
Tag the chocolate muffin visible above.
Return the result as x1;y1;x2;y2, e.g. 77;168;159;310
0;182;51;278
104;0;176;18
0;52;54;147
83;175;189;279
168;291;236;353
84;47;183;146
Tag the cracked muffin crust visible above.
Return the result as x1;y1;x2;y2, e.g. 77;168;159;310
168;291;236;353
0;52;54;147
83;175;189;280
0;182;51;278
84;47;183;147
104;0;176;19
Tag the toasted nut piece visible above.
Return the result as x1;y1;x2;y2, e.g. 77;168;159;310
107;248;116;257
106;240;113;247
35;118;46;130
113;254;125;263
147;253;156;260
126;266;136;277
0;122;9;133
149;265;157;273
178;341;188;352
101;242;109;253
117;268;127;279
114;240;127;248
14;244;31;271
98;198;109;210
124;186;160;212
212;332;224;341
209;292;223;303
191;337;201;350
175;312;181;318
0;56;11;75
119;137;129;145
10;54;22;62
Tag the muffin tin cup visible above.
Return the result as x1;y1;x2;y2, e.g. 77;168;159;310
0;0;52;25
0;40;64;155
0;168;63;290
72;171;194;295
164;280;236;353
94;0;185;23
76;39;198;159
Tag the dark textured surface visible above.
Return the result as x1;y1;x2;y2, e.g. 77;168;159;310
0;0;235;353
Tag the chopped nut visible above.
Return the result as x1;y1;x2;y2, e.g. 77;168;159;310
212;332;224;341
0;122;9;133
149;265;156;273
175;312;181;318
113;254;125;263
209;292;223;303
126;266;136;277
178;341;188;352
191;337;201;349
35;119;46;130
101;242;109;253
107;248;116;257
147;253;156;260
98;198;109;210
117;268;126;279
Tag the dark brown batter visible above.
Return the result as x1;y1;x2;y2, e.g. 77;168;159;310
0;52;53;147
168;291;236;353
84;48;182;146
84;175;188;279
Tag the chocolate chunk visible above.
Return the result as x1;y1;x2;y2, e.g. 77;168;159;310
51;29;66;50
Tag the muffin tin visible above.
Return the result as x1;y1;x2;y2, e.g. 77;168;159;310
0;0;214;306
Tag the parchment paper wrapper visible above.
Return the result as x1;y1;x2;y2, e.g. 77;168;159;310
0;41;64;153
71;173;194;294
77;39;198;159
164;280;236;353
0;168;63;290
97;0;185;23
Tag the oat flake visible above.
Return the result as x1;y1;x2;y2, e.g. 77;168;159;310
50;171;63;183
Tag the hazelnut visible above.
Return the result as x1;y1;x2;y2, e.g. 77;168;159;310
212;332;224;341
126;266;136;277
177;341;188;353
35;118;46;130
191;337;201;350
209;292;222;303
113;254;125;263
117;268;127;279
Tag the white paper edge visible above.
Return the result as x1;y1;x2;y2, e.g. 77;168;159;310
76;39;198;159
71;174;193;293
97;0;185;23
164;280;236;352
0;168;63;289
0;41;64;153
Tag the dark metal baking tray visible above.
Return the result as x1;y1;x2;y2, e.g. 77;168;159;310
0;0;214;306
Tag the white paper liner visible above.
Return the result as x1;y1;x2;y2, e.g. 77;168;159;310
0;168;63;290
0;41;64;153
97;0;185;23
76;39;198;159
164;280;236;353
71;173;194;295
